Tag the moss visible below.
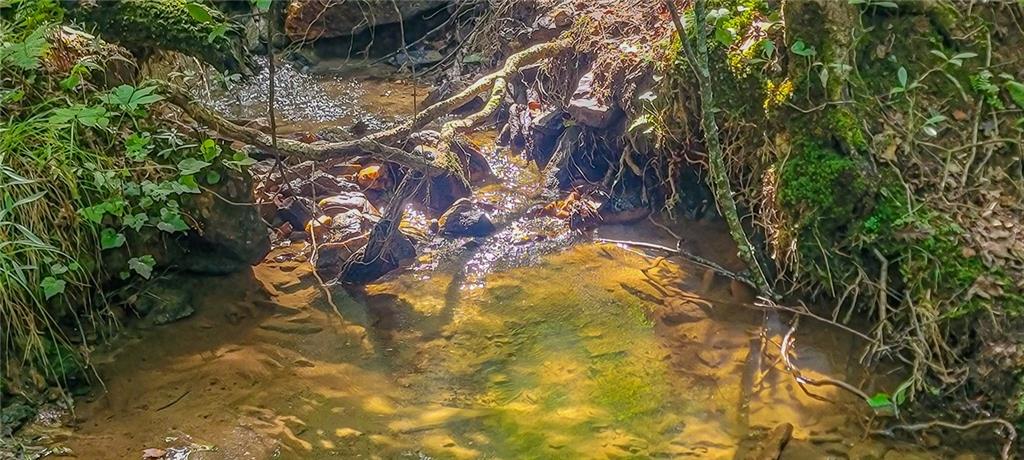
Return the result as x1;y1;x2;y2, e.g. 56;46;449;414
69;0;250;73
826;107;869;152
778;141;865;229
589;357;664;421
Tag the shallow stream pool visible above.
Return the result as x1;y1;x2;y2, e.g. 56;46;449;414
46;63;998;459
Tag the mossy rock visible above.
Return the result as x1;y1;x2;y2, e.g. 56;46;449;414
778;141;868;231
67;0;252;74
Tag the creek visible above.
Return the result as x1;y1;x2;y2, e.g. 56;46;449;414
49;62;993;460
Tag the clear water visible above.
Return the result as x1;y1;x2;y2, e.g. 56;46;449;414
43;62;998;460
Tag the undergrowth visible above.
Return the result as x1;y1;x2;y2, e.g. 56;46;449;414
650;0;1024;419
0;0;255;391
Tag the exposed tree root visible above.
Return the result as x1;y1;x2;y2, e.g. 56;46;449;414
872;418;1017;460
163;38;569;179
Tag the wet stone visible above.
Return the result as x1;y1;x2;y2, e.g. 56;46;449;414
567;69;622;129
660;298;708;325
136;282;195;325
319;191;377;217
259;317;324;335
276;196;313;229
438;198;495;237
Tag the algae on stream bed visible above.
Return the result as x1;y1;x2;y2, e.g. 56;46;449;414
48;240;989;459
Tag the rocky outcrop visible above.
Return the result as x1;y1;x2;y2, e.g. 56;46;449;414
284;0;447;42
66;0;253;74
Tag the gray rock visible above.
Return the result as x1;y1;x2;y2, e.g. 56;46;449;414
137;282;195;325
285;0;447;41
567;70;622;128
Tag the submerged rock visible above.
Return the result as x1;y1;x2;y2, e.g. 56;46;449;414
135;282;195;325
438;198;495;237
276;195;313;229
598;184;650;224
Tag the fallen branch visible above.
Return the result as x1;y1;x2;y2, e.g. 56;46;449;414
594;237;757;289
163;84;445;174
778;317;872;403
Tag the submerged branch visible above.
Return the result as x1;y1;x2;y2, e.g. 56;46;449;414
594;237;757;289
873;418;1016;460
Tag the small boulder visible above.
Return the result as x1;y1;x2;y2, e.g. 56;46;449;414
438;198;495;237
136;282;194;325
567;70;622;128
276;195;313;229
318;192;377;217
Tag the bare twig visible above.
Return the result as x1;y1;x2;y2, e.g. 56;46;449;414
873;418;1017;460
594;237;757;289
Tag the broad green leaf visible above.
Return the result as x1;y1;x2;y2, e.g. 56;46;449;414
49;105;110;129
79;204;107;224
100;228;126;250
101;84;165;112
177;175;201;193
177;158;211;176
124;212;148;231
897;66;908;88
207;24;229;43
205;169;222;185
128;255;156;279
790;40;816;57
254;0;272;11
41;276;66;300
157;208;189;233
1006;81;1024;108
866;392;893;409
186;2;214;22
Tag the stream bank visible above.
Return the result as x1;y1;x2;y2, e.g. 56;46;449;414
14;62;997;459
3;0;1024;458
